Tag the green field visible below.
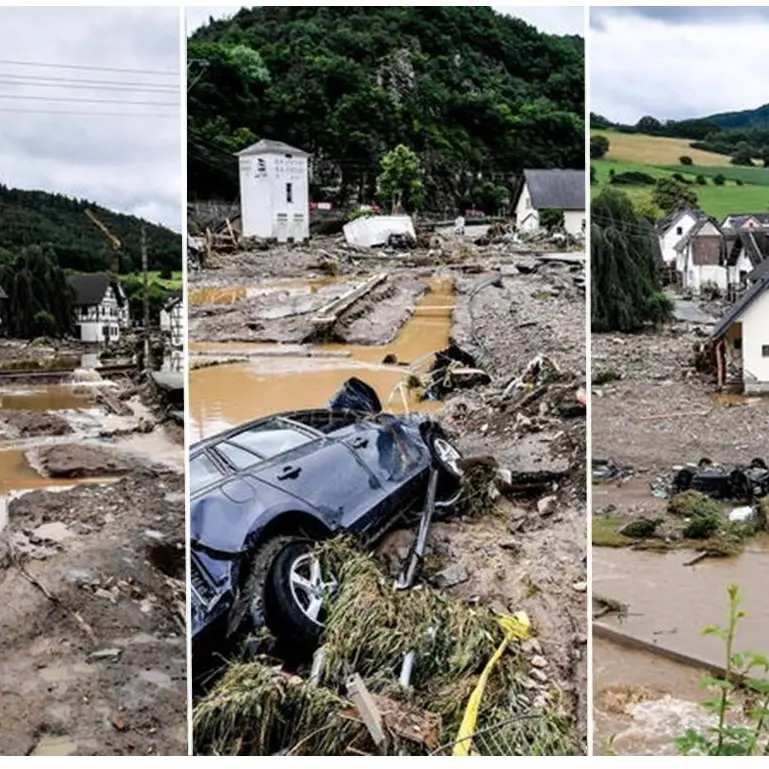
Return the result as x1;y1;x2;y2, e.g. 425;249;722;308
591;130;769;219
123;270;182;291
592;159;769;220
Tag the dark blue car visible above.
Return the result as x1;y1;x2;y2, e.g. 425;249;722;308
189;379;463;666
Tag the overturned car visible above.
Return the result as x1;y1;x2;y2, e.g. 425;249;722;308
672;457;769;501
189;378;463;673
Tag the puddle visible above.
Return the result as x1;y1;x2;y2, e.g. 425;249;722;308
0;384;92;411
188;276;342;306
190;278;453;440
30;735;79;756
593;547;769;670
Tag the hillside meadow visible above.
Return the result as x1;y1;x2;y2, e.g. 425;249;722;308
591;131;769;219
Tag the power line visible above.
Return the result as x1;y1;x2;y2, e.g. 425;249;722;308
0;107;177;118
0;73;177;93
0;58;178;77
0;93;178;107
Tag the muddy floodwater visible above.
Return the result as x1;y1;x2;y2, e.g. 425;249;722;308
594;546;769;668
0;383;91;411
190;278;453;439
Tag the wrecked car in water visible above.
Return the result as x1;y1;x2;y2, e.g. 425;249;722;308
672;458;769;501
189;378;463;670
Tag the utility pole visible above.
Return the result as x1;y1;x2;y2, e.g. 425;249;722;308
141;226;150;372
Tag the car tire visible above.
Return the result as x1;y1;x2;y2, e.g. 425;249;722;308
729;468;750;500
673;468;694;492
424;427;463;499
263;539;338;649
698;457;713;469
750;458;767;470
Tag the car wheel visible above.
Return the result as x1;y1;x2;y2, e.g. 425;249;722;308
750;458;767;470
263;539;339;647
673;468;694;492
424;428;464;507
729;469;750;500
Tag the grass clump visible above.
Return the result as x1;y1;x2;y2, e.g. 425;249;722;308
592;515;631;547
193;538;578;756
668;491;721;519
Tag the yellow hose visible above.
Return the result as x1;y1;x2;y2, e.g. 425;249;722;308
452;612;531;756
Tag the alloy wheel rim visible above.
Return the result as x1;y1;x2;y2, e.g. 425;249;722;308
288;552;338;626
433;437;462;476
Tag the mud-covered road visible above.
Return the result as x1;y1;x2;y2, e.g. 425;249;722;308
0;373;187;756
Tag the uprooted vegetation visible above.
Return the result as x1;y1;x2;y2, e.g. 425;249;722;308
193;539;578;757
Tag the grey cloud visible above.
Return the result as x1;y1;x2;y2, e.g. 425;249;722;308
0;7;181;230
591;6;769;30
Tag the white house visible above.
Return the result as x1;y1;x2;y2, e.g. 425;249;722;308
674;218;728;295
712;274;769;394
722;212;769;230
160;294;183;348
68;274;129;344
237;139;310;243
513;169;585;236
726;230;769;291
657;209;706;267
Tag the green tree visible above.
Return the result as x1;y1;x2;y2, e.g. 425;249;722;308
651;177;698;214
590;135;610;159
731;140;755;166
695;174;707;185
376;144;425;213
636;115;662;135
634;196;663;224
679;155;693;166
591;188;672;332
713;173;726;186
0;245;74;338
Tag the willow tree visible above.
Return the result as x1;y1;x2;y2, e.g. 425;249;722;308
591;188;672;332
0;245;74;338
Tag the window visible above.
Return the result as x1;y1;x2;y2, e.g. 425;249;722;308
286;182;293;203
676;226;683;235
763;345;769;358
217;442;261;470
190;453;224;494
230;420;312;459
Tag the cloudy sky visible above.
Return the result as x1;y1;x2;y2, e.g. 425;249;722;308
185;6;585;36
591;7;769;124
0;7;181;231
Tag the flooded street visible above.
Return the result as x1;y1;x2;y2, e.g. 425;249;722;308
189;277;452;438
594;547;769;669
593;546;769;755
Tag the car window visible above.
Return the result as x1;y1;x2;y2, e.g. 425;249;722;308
229;420;313;459
217;441;261;470
190;453;225;494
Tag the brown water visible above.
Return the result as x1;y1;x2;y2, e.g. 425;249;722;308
189;278;454;440
0;384;90;411
593;637;720;756
188;277;342;306
0;449;60;495
593;547;769;669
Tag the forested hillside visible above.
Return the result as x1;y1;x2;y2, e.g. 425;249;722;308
188;6;584;212
0;185;181;274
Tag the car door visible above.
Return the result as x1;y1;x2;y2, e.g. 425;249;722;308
221;418;381;533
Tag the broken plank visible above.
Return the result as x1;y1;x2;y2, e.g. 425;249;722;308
311;273;388;327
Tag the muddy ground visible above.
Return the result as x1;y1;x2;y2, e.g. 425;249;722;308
0;375;187;756
189;228;588;750
592;318;769;755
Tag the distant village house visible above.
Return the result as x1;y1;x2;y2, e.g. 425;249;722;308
237;139;310;243
712;274;769;394
513;169;586;236
68;273;129;344
160;293;183;349
674;217;727;295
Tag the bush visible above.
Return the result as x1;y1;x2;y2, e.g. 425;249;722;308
539;208;564;231
696;174;707;185
668;490;721;519
609;171;656;186
680;156;693;166
713;174;726;186
672;172;685;183
590;135;610;159
645;291;674;325
736;179;744;186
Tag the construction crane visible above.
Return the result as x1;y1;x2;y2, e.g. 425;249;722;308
84;208;121;275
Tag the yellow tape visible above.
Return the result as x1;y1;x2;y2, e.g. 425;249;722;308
452;612;531;757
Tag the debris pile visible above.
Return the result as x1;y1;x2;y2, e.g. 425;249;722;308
193;539;577;757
